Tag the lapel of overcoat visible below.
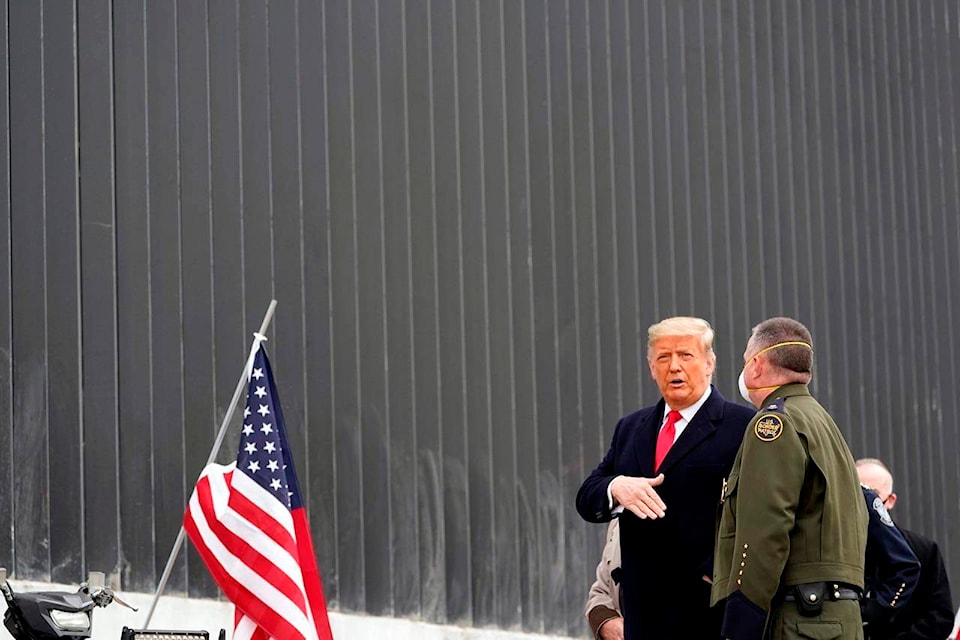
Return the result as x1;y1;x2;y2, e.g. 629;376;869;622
655;386;723;474
633;398;666;477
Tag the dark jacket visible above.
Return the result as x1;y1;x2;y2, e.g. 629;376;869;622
577;386;753;640
860;486;920;630
869;527;954;640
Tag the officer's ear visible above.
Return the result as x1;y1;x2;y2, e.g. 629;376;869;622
883;492;897;510
749;353;766;381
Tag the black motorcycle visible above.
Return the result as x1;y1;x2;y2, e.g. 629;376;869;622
0;568;137;640
0;568;223;640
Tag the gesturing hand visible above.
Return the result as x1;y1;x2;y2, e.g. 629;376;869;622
610;474;667;519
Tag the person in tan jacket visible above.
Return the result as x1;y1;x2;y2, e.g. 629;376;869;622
584;519;622;639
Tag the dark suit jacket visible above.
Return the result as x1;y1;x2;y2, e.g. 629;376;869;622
870;527;954;640
576;386;754;640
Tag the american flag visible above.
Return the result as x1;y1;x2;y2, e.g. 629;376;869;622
184;345;333;640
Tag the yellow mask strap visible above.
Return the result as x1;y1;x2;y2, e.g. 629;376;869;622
745;341;813;392
746;383;782;392
752;340;813;358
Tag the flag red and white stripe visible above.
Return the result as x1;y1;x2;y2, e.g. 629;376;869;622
184;345;333;640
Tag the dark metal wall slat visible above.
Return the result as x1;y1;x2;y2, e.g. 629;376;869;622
43;1;83;586
456;0;494;626
687;1;716;329
899;1;925;527
402;0;443;622
297;0;337;610
476;0;520;627
915;1;940;533
0;0;14;577
629;1;659;396
804;2;832;403
352;0;391;617
266;5;311;604
176;0;217;599
379;0;419;618
113;0;154;594
78;0;121;586
207;0;246;484
432;0;470;624
145;0;187;593
564;1;598;632
936;0;960;569
324;0;363;614
870;1;896;462
516;0;547;629
710;0;735;386
9;0;50;581
613;1;642;412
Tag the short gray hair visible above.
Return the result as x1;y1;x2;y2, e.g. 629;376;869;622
750;317;814;375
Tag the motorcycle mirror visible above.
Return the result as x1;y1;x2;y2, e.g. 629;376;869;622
87;571;105;589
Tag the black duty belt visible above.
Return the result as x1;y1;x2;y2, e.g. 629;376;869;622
782;582;861;603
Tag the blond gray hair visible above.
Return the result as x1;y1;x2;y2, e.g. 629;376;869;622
647;317;716;361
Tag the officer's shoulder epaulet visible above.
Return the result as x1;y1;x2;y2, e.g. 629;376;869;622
759;397;786;414
752;397;787;442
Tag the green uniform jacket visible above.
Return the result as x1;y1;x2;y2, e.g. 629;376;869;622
711;383;868;640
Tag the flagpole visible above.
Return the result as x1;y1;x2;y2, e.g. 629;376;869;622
141;299;278;628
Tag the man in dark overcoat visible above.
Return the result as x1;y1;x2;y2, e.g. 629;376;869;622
577;316;754;639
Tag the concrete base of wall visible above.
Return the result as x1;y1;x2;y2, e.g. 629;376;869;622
11;580;580;640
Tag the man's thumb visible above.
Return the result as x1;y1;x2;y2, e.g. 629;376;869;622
649;473;665;486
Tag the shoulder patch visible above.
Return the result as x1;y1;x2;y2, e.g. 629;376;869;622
872;496;895;527
754;414;784;442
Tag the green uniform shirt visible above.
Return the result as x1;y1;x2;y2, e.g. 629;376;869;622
711;383;868;639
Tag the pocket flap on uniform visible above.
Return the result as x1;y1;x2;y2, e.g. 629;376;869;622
795;621;843;639
722;472;739;499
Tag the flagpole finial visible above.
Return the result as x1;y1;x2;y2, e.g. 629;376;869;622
253;332;269;343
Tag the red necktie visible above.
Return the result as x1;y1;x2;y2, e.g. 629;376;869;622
654;410;682;472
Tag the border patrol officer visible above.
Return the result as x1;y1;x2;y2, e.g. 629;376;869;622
711;317;868;640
